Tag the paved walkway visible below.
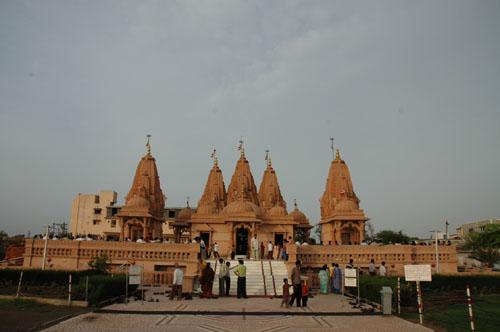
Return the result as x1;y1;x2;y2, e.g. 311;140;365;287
44;295;431;332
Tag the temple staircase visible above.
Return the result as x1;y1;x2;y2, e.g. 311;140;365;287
208;260;289;297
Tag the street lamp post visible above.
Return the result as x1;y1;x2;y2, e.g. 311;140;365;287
429;230;439;273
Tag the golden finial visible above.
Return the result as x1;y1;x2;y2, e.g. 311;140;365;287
335;148;341;160
265;149;272;168
330;137;335;160
146;134;152;154
211;148;218;167
238;138;245;158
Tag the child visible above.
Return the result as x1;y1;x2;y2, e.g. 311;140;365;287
281;278;291;308
301;279;309;307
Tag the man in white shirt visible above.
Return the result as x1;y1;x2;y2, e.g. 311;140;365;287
136;238;144;243
213;242;220;258
251;235;259;260
170;263;184;300
379;261;387;277
267;241;274;260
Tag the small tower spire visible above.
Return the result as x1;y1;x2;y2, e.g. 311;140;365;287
186;196;190;208
330;137;335;160
265;149;272;168
146;134;152;154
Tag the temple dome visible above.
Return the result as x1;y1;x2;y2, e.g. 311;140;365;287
127;194;151;209
196;204;217;216
176;206;193;221
335;199;358;212
223;200;262;217
268;205;287;217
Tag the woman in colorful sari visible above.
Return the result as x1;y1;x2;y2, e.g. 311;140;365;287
318;264;329;294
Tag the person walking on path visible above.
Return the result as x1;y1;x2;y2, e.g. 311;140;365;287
281;278;291;308
234;259;247;298
170;263;183;300
224;261;231;296
218;258;227;297
251;235;259;260
201;262;215;298
301;279;309;307
213;242;220;259
379;261;387;276
289;260;302;307
333;263;342;294
267;241;274;260
318;265;329;294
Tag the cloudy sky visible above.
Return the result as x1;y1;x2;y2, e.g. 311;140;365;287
1;0;499;237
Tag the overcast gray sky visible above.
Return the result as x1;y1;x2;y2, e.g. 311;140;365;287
1;0;499;237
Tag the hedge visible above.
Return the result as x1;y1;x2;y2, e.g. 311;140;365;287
357;274;500;309
0;269;136;305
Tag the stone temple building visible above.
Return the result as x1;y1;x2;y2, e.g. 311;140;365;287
319;149;369;245
69;138;368;255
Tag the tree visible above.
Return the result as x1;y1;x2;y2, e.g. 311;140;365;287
365;221;375;243
88;253;111;273
375;230;411;244
0;231;24;260
463;224;500;268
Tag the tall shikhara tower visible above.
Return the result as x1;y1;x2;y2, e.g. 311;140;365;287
117;136;166;240
319;149;368;245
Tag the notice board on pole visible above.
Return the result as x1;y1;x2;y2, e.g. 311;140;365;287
128;265;142;285
404;265;432;282
344;268;357;287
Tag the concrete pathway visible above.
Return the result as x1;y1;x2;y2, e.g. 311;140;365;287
44;295;431;332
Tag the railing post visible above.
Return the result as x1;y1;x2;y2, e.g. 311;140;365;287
68;274;72;305
466;284;476;331
416;281;424;324
16;271;23;298
397;277;401;315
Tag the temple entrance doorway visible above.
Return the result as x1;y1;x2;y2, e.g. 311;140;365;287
130;225;144;241
235;228;249;256
200;232;210;246
274;233;284;246
341;232;350;245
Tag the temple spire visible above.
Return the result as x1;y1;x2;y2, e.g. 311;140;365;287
335;148;341;160
146;134;152;155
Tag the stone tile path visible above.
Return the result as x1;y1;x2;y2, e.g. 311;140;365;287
44;295;431;332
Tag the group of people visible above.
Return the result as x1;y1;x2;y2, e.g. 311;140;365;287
281;260;309;308
318;263;343;294
250;235;290;261
198;258;248;299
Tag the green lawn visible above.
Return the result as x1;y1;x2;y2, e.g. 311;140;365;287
401;294;500;332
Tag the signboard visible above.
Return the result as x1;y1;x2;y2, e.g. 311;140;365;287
344;268;357;288
129;265;142;276
129;275;141;285
345;268;357;278
404;265;432;282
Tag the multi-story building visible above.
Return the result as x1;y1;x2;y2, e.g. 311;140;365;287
456;218;500;239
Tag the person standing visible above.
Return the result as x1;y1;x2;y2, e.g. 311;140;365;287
170;263;183;300
251;235;259;260
218;258;227;297
224;261;231;296
213;242;220;259
318;265;329;294
200;238;207;260
281;278;291;308
201;262;215;298
234;259;247;298
230;245;236;260
260;241;265;260
369;259;376;276
301;279;309;307
329;263;335;292
333;263;342;294
281;240;288;261
379;261;387;276
267;241;274;260
289;260;302;307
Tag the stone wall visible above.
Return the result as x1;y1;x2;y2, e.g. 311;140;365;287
287;244;458;275
23;239;199;291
